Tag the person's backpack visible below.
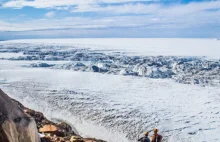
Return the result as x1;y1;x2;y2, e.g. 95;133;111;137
155;134;162;142
143;137;150;142
138;136;150;142
152;134;162;142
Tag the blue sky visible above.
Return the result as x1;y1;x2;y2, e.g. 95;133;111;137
0;0;220;39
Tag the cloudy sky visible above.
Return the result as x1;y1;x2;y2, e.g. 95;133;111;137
0;0;220;39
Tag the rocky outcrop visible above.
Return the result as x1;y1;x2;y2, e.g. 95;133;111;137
0;89;106;142
0;89;40;142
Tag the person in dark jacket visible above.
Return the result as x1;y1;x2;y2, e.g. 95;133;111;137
151;128;162;142
138;132;150;142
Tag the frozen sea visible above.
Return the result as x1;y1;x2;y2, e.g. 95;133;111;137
0;38;220;142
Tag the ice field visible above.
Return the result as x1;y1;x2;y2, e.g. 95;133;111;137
0;38;220;142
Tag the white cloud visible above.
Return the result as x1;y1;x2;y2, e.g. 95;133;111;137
70;1;220;15
0;16;155;31
159;1;220;16
0;20;20;31
72;3;161;14
2;0;156;9
45;11;55;18
3;0;220;16
0;8;219;32
0;1;220;34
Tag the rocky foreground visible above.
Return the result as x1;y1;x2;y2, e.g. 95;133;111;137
0;89;106;142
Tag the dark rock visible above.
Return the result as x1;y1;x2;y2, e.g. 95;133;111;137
0;89;40;142
90;65;99;72
30;63;54;68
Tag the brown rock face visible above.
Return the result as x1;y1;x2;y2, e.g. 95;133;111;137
0;89;40;142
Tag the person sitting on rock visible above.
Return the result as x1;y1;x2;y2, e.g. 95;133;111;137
151;128;162;142
138;132;150;142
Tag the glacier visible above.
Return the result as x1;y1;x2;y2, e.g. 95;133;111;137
0;38;220;142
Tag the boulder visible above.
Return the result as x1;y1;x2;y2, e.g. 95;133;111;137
89;65;100;72
39;124;58;133
39;124;66;137
57;122;73;135
70;136;84;142
0;89;40;142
